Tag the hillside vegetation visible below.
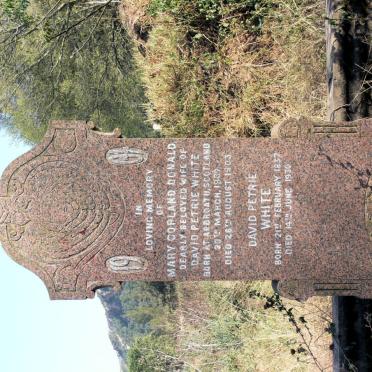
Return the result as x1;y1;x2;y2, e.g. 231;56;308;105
101;280;332;371
120;0;327;137
98;282;177;371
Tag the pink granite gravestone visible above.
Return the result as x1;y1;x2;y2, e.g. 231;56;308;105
0;119;371;300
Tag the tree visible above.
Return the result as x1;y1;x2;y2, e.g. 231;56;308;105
0;0;154;143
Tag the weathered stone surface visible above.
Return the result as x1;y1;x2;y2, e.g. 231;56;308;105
272;117;372;299
0;120;371;300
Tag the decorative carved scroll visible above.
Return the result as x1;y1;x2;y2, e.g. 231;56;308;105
271;117;370;139
106;147;148;165
106;255;148;273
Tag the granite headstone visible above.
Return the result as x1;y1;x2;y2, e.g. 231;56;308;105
0;119;370;300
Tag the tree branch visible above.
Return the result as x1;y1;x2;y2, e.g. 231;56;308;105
48;0;113;41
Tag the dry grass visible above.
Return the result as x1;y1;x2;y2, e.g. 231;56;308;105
119;0;154;40
176;281;332;372
120;0;327;137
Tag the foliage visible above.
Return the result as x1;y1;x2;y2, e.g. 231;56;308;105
128;334;182;371
0;0;154;143
148;0;274;34
119;281;177;339
98;282;177;369
1;0;31;23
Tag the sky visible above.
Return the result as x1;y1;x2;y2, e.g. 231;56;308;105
0;128;120;372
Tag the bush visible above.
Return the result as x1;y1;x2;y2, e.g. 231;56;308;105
128;334;182;371
149;0;273;32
